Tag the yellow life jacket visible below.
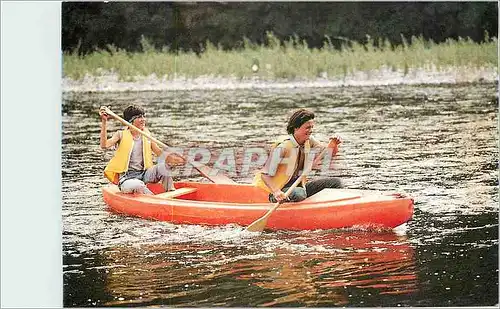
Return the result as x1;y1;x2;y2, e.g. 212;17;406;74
253;136;311;193
104;129;154;184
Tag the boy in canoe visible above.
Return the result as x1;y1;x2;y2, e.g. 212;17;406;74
99;105;185;194
254;108;342;203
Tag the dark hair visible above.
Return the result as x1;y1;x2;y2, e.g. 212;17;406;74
286;109;315;134
123;105;145;122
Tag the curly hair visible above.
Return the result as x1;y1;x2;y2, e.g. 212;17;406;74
123;105;145;122
286;109;315;134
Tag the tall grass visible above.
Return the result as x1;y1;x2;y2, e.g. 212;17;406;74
63;32;498;81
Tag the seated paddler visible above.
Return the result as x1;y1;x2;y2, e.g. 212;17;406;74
99;105;186;195
253;108;342;203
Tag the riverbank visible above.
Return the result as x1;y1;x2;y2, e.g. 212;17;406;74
62;65;497;93
62;35;497;92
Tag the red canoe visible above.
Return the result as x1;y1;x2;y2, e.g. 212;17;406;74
102;182;414;231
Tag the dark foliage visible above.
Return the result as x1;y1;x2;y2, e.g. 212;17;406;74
62;2;498;55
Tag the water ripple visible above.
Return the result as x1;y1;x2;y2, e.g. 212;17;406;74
62;82;498;307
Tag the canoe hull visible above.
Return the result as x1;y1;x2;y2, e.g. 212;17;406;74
102;182;413;231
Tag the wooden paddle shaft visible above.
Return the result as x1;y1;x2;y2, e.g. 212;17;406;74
104;108;169;149
245;146;332;232
245;169;310;232
103;107;235;184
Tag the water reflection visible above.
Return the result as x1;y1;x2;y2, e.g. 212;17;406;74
92;231;416;307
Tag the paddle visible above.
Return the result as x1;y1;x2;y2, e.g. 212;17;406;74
245;145;333;232
102;107;236;185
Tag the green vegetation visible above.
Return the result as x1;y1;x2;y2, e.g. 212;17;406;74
63;33;498;81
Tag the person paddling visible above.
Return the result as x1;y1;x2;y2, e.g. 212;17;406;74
253;108;342;203
99;105;185;194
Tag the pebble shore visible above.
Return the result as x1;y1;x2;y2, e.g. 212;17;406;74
62;66;498;93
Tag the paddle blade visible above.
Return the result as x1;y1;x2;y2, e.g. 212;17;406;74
245;203;280;232
189;161;236;184
245;214;271;232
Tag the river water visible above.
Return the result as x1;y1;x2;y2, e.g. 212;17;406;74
62;82;498;307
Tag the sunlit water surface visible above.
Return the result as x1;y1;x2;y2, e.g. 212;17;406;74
62;82;498;307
